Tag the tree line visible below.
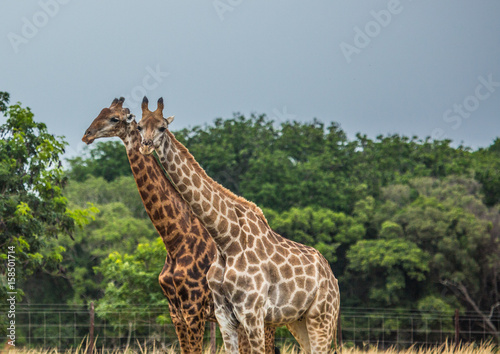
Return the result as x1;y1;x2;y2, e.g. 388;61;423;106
1;94;499;343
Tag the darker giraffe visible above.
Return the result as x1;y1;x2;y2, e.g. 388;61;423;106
137;97;340;354
82;98;276;353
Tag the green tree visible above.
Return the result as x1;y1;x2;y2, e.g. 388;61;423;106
242;120;356;212
176;115;476;214
64;175;148;219
369;177;500;338
265;206;364;267
19;150;160;320
0;93;96;300
175;113;277;195
0;93;97;338
94;238;170;347
473;138;500;206
66;141;132;182
345;238;430;306
47;201;157;304
0;92;9;112
49;174;157;304
352;134;472;200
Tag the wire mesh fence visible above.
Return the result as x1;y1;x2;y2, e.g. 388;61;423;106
340;307;498;349
2;304;498;351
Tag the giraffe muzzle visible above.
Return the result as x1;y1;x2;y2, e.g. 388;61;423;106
82;130;95;144
139;141;155;155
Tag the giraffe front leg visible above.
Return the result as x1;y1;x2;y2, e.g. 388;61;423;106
214;303;239;354
182;312;206;354
168;304;193;354
239;325;277;354
238;311;266;354
169;305;205;354
238;324;251;354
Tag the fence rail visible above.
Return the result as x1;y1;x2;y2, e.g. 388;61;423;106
2;304;498;350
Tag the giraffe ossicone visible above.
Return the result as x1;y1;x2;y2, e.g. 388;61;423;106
137;96;340;354
82;97;277;354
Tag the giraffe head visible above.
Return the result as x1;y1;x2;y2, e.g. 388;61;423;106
82;97;135;144
137;96;174;155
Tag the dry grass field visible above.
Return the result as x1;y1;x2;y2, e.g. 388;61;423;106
3;341;497;354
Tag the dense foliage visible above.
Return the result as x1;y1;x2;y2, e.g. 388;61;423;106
0;93;96;296
67;141;131;183
3;100;499;342
0;93;97;336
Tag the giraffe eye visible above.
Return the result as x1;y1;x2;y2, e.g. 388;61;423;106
158;126;166;132
110;117;119;123
137;126;143;132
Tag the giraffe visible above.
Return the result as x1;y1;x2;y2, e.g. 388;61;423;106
137;97;340;354
81;98;277;354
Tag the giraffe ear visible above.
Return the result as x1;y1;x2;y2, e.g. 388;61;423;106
157;97;164;113
126;113;135;124
142;96;149;113
166;115;174;124
116;97;125;108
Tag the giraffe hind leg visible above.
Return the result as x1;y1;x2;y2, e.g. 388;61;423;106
264;326;277;354
304;293;337;354
182;313;206;354
305;314;334;354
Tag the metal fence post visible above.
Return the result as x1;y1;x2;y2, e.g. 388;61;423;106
88;302;95;354
337;308;342;352
44;312;46;348
59;312;62;350
210;322;217;354
454;309;459;349
29;310;31;348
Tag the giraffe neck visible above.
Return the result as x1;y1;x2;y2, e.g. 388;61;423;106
120;127;191;259
158;130;269;250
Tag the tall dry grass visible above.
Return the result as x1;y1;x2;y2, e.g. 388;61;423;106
3;340;497;354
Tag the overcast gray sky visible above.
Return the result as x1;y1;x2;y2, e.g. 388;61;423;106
1;1;499;158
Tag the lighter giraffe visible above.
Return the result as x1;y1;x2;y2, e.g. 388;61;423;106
81;98;277;354
138;97;340;353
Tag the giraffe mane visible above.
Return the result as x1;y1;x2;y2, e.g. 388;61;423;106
167;130;269;226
